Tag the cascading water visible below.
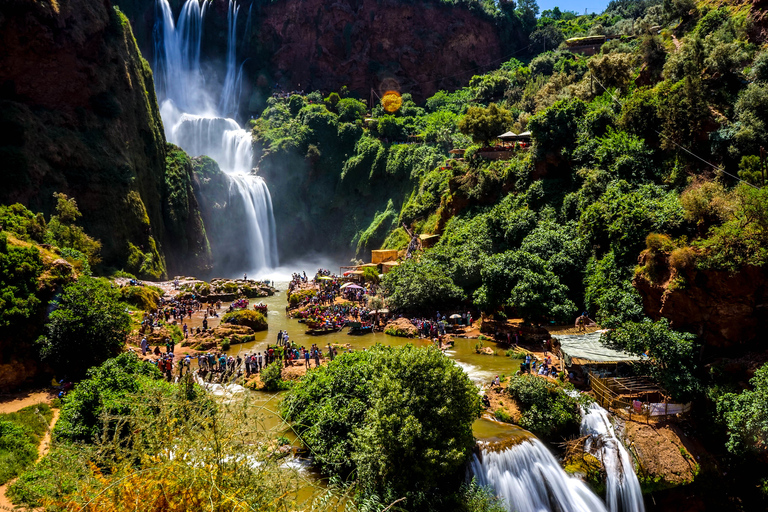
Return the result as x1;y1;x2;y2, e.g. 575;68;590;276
471;439;609;512
579;402;645;512
153;0;278;273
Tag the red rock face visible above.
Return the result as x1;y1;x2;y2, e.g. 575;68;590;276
634;255;768;347
250;0;504;100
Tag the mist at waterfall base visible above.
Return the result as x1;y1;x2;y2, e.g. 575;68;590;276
153;0;278;277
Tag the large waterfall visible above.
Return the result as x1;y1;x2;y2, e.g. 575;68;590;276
153;0;278;274
471;439;609;512
580;403;645;512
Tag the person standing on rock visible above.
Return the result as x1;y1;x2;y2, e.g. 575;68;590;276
141;337;148;356
244;353;251;377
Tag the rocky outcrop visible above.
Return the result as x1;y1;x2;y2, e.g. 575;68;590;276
634;251;768;347
249;0;506;102
118;0;520;107
0;0;212;278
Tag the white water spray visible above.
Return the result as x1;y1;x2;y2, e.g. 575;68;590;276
154;0;278;273
580;403;645;512
471;439;609;512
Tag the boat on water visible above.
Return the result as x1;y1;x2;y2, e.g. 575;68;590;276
305;325;345;336
347;322;373;335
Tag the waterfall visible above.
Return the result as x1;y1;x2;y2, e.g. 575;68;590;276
580;403;645;512
153;0;278;273
471;439;609;512
218;0;243;118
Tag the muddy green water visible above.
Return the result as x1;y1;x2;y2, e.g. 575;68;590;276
198;282;524;501
212;283;522;437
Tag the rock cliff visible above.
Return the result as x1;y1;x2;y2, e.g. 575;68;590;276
118;0;518;109
634;251;768;348
0;0;209;278
248;0;506;102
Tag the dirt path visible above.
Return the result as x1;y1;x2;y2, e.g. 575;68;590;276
0;391;56;415
0;391;59;511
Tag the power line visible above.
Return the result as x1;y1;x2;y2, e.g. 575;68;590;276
589;73;761;190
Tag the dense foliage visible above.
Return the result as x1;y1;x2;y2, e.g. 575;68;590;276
506;375;583;438
281;345;481;510
717;363;768;455
0;404;53;485
603;319;700;401
53;352;165;442
36;277;131;378
0;233;43;331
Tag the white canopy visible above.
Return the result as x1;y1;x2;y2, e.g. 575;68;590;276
556;331;644;365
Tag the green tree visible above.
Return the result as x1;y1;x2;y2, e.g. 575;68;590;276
603;319;700;401
36;276;130;378
717;362;768;455
473;250;575;321
281;345;481;510
0;233;43;331
506;375;583;438
45;193;101;266
731;83;768;156
458;103;513;145
382;258;465;313
527;98;587;157
336;98;367;123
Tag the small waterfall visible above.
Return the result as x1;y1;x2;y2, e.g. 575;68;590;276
580;403;645;512
471;439;609;512
153;0;278;273
218;0;243;118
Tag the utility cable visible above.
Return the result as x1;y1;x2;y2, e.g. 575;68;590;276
589;73;761;189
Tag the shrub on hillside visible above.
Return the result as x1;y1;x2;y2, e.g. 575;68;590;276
119;285;160;311
221;309;267;331
0;233;44;331
260;361;287;391
36;276;130;378
0;403;53;485
506;375;583;438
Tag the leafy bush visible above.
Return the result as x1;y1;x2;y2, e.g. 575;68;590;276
0;233;43;331
54;352;164;442
0;403;53;484
717;363;768;455
281;345;481;510
0;204;47;242
603;318;700;401
36;276;130;378
506;375;582;438
119;285;160;311
288;289;316;307
260;361;287;391
221;309;268;331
